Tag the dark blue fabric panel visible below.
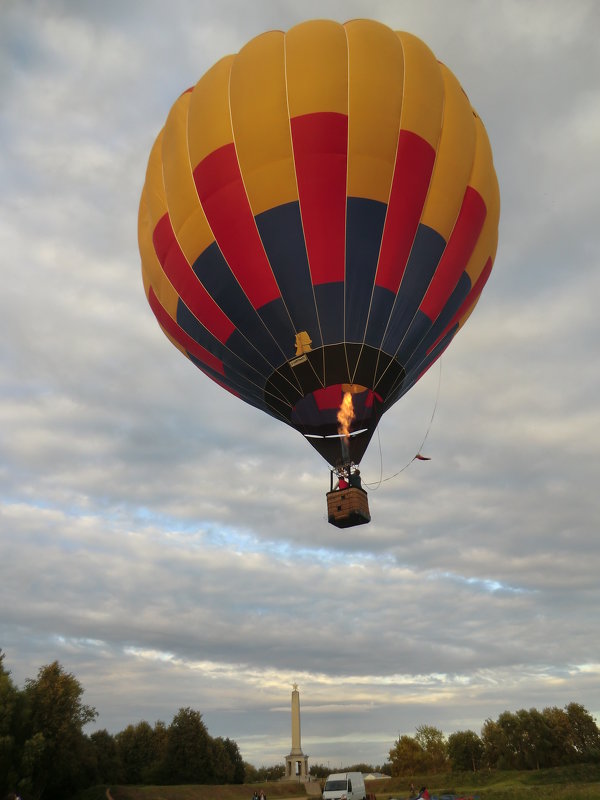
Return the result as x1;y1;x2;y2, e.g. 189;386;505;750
255;202;322;350
177;302;268;388
225;329;273;378
387;325;457;409
381;224;446;355
395;310;433;367
258;297;297;361
290;392;320;428
315;282;344;344
345;197;386;341
364;285;395;348
404;272;472;375
187;352;267;411
192;241;284;368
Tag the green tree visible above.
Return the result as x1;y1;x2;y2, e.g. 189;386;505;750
514;708;555;770
346;763;375;773
116;721;158;783
211;737;234;784
565;702;600;762
220;736;245;783
447;730;483;772
265;764;285;780
542;706;574;766
494;711;521;769
254;764;285;782
17;732;46;799
148;720;169;783
0;651;20;796
163;707;212;784
415;725;447;772
481;718;505;769
389;735;425;776
23;661;97;800
90;729;122;783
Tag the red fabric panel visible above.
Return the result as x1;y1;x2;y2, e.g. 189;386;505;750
152;214;235;344
148;286;226;377
290;112;348;285
365;391;377;407
419;186;487;320
152;212;172;265
376;130;436;293
312;385;380;410
313;384;343;410
193;143;280;309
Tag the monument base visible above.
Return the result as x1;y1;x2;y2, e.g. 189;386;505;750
284;752;309;781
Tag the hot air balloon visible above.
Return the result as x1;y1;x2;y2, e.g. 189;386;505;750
138;19;500;527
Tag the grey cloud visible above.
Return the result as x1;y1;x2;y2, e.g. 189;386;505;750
1;0;599;768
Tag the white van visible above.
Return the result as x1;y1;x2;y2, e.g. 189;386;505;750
322;772;366;800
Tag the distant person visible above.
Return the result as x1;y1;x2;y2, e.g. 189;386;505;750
349;468;361;488
334;473;349;490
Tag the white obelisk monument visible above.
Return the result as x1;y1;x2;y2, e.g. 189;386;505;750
284;684;309;780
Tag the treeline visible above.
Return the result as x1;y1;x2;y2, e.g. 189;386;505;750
389;705;600;776
244;764;285;782
94;707;244;785
0;653;243;800
308;764;391;779
243;764;391;782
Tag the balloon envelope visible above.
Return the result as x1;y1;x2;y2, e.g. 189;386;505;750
139;19;499;467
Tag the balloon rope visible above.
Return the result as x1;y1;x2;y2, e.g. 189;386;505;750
363;357;442;490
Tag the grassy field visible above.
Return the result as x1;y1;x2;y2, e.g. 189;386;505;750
108;782;311;800
85;765;600;800
367;764;600;799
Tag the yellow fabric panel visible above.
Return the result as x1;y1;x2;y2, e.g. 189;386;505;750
346;19;404;202
421;62;476;238
395;31;443;150
138;187;181;326
161;92;196;236
285;20;348;117
464;221;499;291
187;54;235;169
138;189;154;302
161;90;216;262
142;129;169;226
471;115;501;220
464;115;501;284
229;30;298;215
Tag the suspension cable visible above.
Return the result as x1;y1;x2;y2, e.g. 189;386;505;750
363;358;442;490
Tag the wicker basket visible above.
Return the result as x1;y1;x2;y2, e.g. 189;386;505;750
326;486;371;528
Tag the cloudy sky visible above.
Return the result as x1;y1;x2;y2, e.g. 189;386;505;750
1;0;599;770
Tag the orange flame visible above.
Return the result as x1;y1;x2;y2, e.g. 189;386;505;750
337;391;355;438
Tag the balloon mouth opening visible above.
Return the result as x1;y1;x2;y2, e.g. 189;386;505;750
262;343;404;464
290;383;381;438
